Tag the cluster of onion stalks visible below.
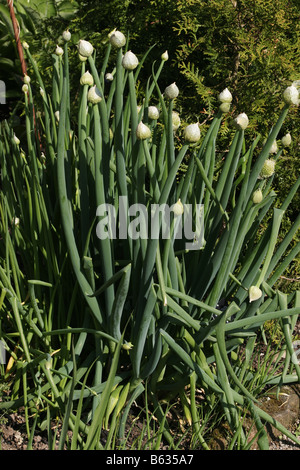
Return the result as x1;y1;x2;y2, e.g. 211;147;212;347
0;28;299;449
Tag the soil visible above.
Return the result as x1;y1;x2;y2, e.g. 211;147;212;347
1;321;299;451
0;384;299;451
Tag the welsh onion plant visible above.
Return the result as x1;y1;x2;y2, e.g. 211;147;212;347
0;29;299;450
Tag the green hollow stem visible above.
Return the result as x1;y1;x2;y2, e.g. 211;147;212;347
56;43;103;326
93;103;114;323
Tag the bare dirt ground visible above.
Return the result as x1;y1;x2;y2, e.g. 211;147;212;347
0;384;299;451
1;321;299;451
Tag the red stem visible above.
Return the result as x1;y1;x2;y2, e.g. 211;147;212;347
7;0;27;78
7;0;41;148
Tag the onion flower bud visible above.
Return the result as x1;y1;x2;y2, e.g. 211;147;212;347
252;188;263;204
260;159;275;178
234;112;249;130
23;74;31;85
172;111;181;131
88;85;102;104
249;286;262;303
269;140;278;154
78;54;88;62
172;199;184;216
22;84;29;93
164;82;179;100
109;29;126;48
122;51;139;70
136;121;151;140
184;123;201;143
281;133;292;147
62;30;71;42
148;106;160;120
23;41;29;50
161;50;169;61
80;71;94;86
78;39;94;58
283;85;299;106
13;134;20;145
55;111;60;122
219;102;231;113
218;88;232;103
105;72;114;82
55;45;64;56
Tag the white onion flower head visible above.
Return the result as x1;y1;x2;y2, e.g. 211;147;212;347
80;71;94;86
260;159;275;178
281;133;292;147
249;286;262;303
78;39;94;58
23;41;29;50
13;217;20;226
23;74;31;85
292;80;300;88
62;30;71;42
172;199;184;216
184;123;201;143
234;112;249;130
164;82;179;100
13;134;20;145
218;88;232;103
88;85;102;104
109;29;126;48
55;111;60;122
122;51;139;70
161;50;169;61
22;84;29;93
269;140;278;154
283;85;299;106
172;111;181;131
252;188;263;204
55;45;64;56
148;106;160;120
105;72;114;82
136;121;151;140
